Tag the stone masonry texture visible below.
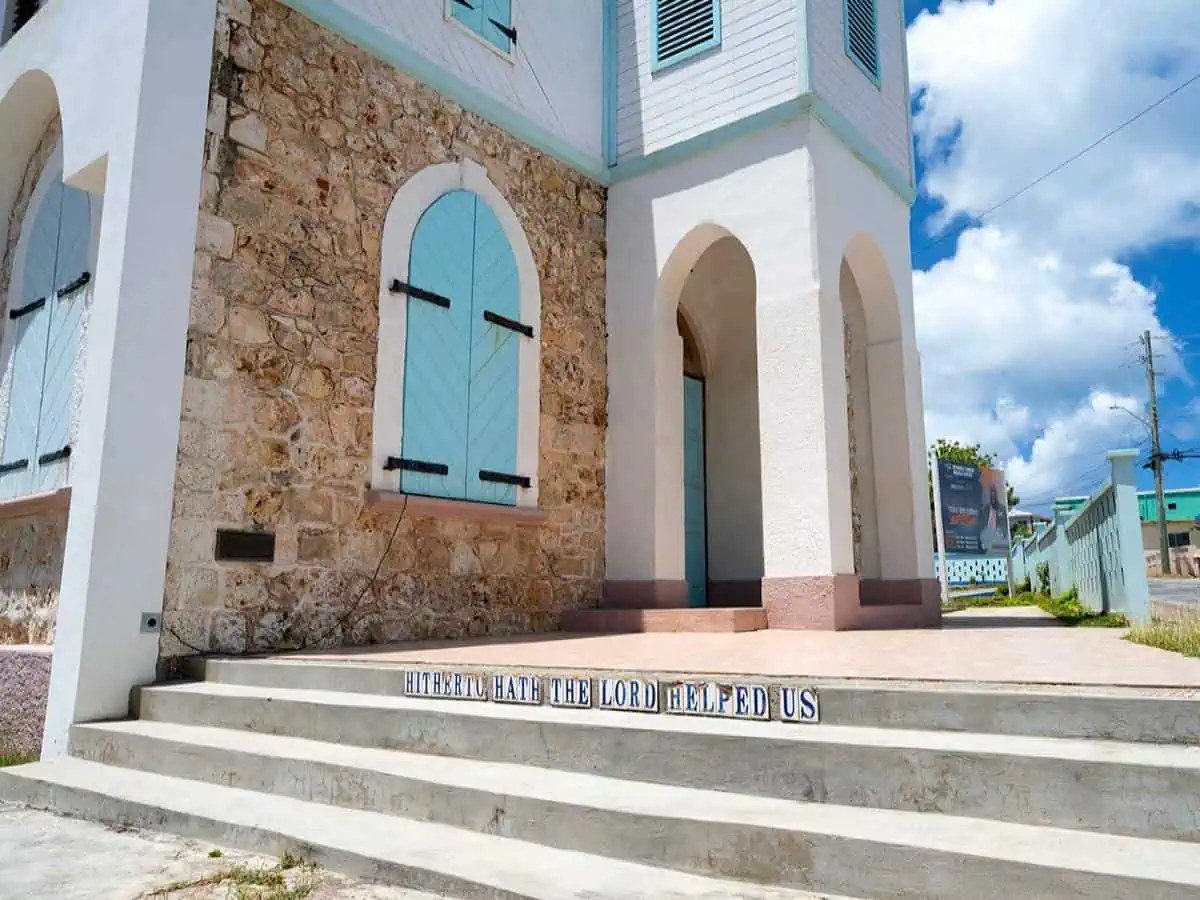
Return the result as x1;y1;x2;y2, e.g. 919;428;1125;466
0;119;64;647
162;0;608;656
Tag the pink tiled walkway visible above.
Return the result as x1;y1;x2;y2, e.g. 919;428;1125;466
281;607;1200;688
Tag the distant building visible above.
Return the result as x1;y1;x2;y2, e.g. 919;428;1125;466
1056;488;1200;551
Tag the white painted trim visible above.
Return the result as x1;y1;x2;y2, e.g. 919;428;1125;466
373;158;541;508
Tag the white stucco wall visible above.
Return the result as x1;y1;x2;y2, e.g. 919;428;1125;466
615;0;799;162
301;0;604;162
607;117;860;583
807;0;911;186
808;116;931;580
0;0;217;755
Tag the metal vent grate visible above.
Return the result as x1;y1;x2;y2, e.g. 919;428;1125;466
654;0;719;68
845;0;880;80
215;529;276;563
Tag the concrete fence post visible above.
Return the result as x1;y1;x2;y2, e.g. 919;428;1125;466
1108;449;1150;623
1053;509;1074;597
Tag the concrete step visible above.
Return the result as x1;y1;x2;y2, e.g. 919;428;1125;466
133;682;1200;843
0;758;834;900
197;657;1200;743
3;755;1199;900
559;607;767;632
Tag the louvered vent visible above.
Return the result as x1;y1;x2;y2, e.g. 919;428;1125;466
654;0;720;69
845;0;880;80
11;0;43;35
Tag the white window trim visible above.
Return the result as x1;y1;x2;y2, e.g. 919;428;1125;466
373;158;541;509
0;141;102;496
443;0;516;64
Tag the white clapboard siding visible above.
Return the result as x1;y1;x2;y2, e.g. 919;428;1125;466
322;0;604;162
616;0;798;162
808;0;911;181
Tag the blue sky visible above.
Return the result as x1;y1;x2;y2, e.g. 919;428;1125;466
903;0;1200;510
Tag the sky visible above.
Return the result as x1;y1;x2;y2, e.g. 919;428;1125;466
903;0;1200;513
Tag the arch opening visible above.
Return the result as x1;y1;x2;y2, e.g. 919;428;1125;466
670;232;764;608
839;232;917;588
0;69;100;661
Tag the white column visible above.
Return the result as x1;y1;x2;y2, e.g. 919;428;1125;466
42;0;216;757
756;283;850;579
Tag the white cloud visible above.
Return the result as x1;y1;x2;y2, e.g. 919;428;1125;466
907;0;1200;501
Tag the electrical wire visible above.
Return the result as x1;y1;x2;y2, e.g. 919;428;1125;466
914;69;1200;263
165;496;409;657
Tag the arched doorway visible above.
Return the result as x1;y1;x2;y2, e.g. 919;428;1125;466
674;235;763;608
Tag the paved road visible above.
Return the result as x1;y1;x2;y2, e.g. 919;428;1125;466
1149;579;1200;607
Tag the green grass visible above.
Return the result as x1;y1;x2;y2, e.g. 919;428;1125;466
147;854;319;899
0;751;35;768
942;587;1130;627
941;593;1030;613
1034;589;1130;628
1127;617;1200;658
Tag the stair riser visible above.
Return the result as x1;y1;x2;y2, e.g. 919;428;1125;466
133;690;1200;843
200;659;1200;743
0;770;533;900
2;763;1190;900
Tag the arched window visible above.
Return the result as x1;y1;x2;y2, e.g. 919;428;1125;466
374;160;540;509
0;151;93;499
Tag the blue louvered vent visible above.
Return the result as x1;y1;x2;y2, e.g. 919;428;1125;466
845;0;880;82
653;0;721;71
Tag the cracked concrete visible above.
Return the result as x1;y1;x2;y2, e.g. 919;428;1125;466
0;803;444;900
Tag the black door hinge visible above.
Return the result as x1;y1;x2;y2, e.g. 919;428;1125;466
0;459;29;476
479;469;532;489
489;19;517;43
9;297;45;320
391;280;451;309
483;310;534;338
57;272;91;298
38;446;71;466
385;456;450;476
451;0;476;8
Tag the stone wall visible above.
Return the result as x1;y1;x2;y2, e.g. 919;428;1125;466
162;0;607;656
0;119;65;646
0;645;51;756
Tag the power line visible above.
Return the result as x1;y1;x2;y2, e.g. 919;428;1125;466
914;69;1200;263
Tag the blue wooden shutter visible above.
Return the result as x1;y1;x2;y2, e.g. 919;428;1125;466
844;0;880;82
652;0;721;71
683;375;708;607
34;183;90;493
450;0;484;36
464;198;521;505
0;180;61;499
481;0;513;53
401;190;476;500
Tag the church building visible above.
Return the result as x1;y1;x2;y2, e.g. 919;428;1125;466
0;0;935;754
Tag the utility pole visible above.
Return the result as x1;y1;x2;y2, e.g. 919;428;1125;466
1142;330;1171;574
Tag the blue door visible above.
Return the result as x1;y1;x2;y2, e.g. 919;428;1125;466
684;375;708;607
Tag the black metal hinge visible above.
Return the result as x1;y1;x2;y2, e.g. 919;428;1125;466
479;469;532;489
57;272;91;298
483;310;534;338
391;280;451;309
489;18;517;43
0;459;29;476
9;297;45;320
451;0;475;7
384;456;450;476
38;446;71;466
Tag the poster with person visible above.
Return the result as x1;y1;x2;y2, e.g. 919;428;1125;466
935;460;1011;557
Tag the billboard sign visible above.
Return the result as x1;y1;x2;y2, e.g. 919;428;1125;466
935;460;1010;557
